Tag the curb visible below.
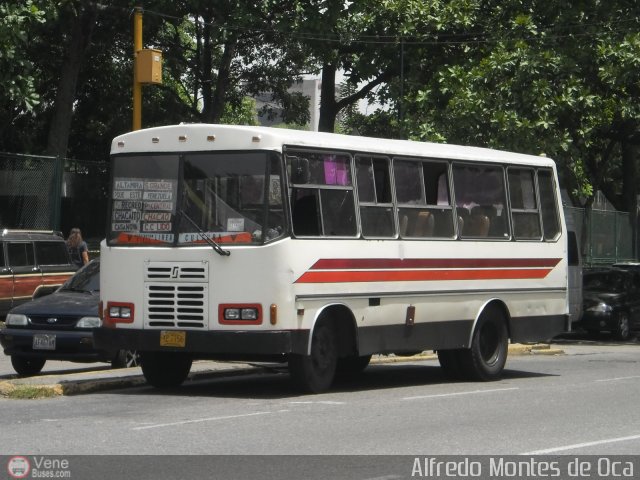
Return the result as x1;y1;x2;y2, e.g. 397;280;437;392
0;343;563;399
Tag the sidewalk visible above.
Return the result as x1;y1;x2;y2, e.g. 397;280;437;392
0;343;563;399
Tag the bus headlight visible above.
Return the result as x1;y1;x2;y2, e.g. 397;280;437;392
219;304;262;324
105;302;135;326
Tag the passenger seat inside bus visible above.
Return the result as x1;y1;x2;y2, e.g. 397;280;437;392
400;210;434;237
462;208;490;237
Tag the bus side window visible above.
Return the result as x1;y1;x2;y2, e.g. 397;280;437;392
453;164;508;239
356;156;395;238
538;169;561;240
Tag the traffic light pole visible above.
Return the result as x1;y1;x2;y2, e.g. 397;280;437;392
132;6;143;131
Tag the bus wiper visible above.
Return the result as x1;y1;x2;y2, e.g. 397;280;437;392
179;209;231;256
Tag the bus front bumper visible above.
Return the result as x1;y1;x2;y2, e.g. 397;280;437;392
93;327;310;360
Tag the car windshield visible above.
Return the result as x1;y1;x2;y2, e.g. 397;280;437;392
60;261;100;293
583;271;626;293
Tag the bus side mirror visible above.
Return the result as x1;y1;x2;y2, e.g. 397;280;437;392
291;157;310;184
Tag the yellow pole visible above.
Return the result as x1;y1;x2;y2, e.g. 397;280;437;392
132;6;143;131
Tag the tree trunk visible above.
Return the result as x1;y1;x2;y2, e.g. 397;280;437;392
209;37;237;124
45;2;99;158
318;61;338;133
200;10;214;121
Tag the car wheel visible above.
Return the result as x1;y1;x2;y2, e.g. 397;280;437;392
140;351;192;388
11;356;46;376
111;350;140;369
289;320;338;393
614;312;631;341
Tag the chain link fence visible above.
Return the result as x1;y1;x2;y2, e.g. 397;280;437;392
0;153;109;249
0;153;62;229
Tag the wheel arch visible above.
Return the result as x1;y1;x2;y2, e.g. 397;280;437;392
306;303;358;358
467;298;511;345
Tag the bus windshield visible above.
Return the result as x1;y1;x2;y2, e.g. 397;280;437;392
108;152;285;246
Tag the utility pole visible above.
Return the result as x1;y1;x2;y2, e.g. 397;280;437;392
132;5;143;131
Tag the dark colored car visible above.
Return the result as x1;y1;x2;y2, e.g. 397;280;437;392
0;260;137;376
580;267;640;340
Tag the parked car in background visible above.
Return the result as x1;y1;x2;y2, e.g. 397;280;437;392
1;229;77;319
0;260;138;376
580;267;640;340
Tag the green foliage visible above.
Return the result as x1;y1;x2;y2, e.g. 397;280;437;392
0;1;45;112
0;0;638;214
221;97;259;126
400;0;640;207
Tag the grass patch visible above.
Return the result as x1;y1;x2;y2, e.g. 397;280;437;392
0;382;62;399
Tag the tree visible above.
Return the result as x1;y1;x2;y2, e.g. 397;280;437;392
0;1;45;146
402;0;640;209
45;1;100;158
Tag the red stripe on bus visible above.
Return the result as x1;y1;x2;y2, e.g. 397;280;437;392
310;258;561;270
296;268;554;284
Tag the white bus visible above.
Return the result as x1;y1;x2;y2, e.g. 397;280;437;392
95;124;569;393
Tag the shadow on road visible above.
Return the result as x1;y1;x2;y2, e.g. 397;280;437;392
102;361;556;400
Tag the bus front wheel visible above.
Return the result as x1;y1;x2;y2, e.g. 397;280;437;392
140;351;192;388
289;321;338;393
460;306;509;381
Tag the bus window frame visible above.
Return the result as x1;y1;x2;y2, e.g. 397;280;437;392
506;166;543;241
451;161;511;241
536;167;562;242
355;154;397;240
285;147;358;239
392;156;455;240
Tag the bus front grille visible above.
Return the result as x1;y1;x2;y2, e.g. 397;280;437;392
144;284;208;329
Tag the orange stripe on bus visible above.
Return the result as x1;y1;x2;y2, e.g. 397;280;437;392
295;268;553;284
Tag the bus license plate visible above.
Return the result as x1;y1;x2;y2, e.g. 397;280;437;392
33;334;56;350
160;330;186;348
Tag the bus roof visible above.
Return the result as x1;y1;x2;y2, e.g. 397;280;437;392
111;124;556;168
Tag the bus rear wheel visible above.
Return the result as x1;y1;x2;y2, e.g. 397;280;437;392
460;306;508;381
140;351;192;388
289;321;338;393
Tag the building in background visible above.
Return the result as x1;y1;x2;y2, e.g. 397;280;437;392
254;78;321;131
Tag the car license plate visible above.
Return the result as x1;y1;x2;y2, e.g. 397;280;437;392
33;334;56;350
160;330;186;348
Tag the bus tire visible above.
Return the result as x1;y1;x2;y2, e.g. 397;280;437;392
11;356;46;376
460;306;508;381
140;351;192;388
336;354;372;377
289;321;338;393
437;349;465;379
